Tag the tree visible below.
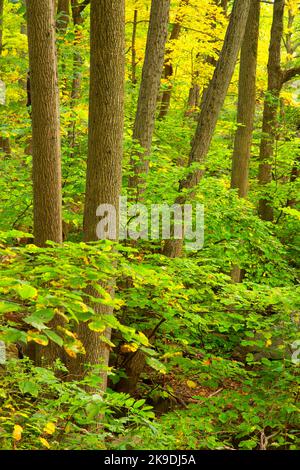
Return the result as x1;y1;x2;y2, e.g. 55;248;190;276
0;0;11;157
67;0;125;388
258;0;300;222
258;0;284;222
128;0;170;201
70;0;89;101
230;0;260;283
26;0;62;247
56;0;70;35
26;0;63;365
163;0;251;258
158;0;189;119
131;9;138;85
0;0;3;55
231;0;260;198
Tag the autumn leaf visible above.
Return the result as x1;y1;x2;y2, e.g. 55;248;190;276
12;425;23;441
39;437;51;449
121;343;139;353
44;422;56;435
186;380;197;389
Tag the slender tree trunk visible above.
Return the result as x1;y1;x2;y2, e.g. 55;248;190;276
258;0;284;222
26;0;62;247
163;0;251;258
231;0;260;283
26;0;63;365
0;0;3;55
231;0;260;198
128;0;170;201
70;0;84;101
131;9;138;85
0;0;11;157
159;0;189;119
56;0;70;34
287;153;300;208
67;0;125;390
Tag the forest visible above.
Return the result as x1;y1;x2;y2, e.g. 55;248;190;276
0;0;299;453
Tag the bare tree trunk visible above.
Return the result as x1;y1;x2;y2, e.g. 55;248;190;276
128;0;170;201
163;0;251;258
131;9;138;85
258;0;284;222
0;0;11;157
26;0;63;365
159;0;189;119
230;0;260;283
67;0;125;390
56;0;70;34
26;0;62;247
0;0;3;55
70;0;84;101
231;0;260;198
287;154;300;208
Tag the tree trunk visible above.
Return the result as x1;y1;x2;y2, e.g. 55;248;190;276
26;0;63;365
258;0;284;222
67;0;125;390
0;0;11;157
0;0;3;55
26;0;62;247
158;0;189;119
56;0;70;35
128;0;170;201
163;0;251;258
131;9;138;85
70;0;84;101
230;0;260;283
231;0;260;198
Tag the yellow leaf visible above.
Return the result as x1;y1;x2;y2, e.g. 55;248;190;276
265;339;272;348
121;343;138;353
64;347;77;358
186;380;197;389
12;425;23;441
44;422;56;435
27;331;49;346
39;437;51;449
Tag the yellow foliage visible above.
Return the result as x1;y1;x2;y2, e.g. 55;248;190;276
12;425;23;441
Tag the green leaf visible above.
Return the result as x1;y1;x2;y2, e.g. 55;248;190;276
19;381;39;397
15;284;38;300
44;330;63;347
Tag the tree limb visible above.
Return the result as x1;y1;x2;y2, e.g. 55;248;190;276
281;66;300;85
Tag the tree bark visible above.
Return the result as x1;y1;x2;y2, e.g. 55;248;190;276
0;0;11;157
0;0;3;55
128;0;170;201
56;0;70;35
163;0;251;258
70;0;84;101
131;9;138;85
230;0;260;283
231;0;260;199
67;0;125;390
26;0;62;247
158;0;189;119
26;0;63;366
258;0;284;222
